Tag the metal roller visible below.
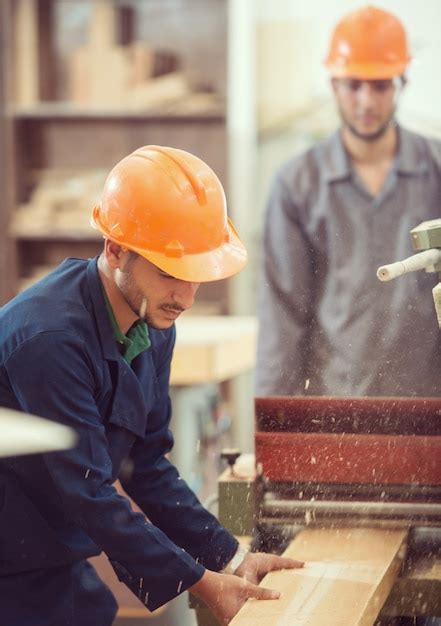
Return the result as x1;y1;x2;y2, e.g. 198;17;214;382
262;496;441;525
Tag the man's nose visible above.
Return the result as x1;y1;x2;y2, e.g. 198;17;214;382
172;281;200;309
357;82;377;104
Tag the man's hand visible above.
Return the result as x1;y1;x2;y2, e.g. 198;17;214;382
234;551;304;585
190;568;281;625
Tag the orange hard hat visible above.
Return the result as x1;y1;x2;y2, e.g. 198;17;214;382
325;5;411;79
91;146;247;282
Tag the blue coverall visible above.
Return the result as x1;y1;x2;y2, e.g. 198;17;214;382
0;257;238;625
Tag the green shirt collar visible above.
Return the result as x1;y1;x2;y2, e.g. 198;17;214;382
100;282;151;365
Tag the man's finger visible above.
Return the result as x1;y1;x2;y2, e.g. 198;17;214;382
247;584;281;601
258;554;304;572
270;557;304;570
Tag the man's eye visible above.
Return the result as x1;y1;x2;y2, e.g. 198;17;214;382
372;80;393;92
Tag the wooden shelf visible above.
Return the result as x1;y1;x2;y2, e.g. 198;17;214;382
3;0;229;306
13;102;226;122
11;228;102;242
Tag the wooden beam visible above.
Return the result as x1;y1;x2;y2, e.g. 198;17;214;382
14;0;39;105
37;0;56;101
230;528;407;626
0;0;17;304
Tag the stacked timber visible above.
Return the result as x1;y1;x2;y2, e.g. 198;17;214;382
11;169;107;237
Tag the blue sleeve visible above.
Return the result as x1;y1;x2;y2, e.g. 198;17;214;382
4;330;205;611
121;327;238;571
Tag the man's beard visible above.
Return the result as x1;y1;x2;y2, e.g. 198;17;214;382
117;266;185;328
339;107;396;142
118;271;150;322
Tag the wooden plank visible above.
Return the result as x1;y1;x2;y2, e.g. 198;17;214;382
255;431;441;484
68;0;130;108
14;0;39;105
13;0;55;103
0;0;17;305
37;0;56;101
230;528;407;626
170;316;257;385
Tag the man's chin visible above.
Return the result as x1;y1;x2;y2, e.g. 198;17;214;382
346;120;392;142
148;311;181;330
148;318;176;330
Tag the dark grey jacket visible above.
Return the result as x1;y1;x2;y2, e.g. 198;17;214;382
256;127;441;396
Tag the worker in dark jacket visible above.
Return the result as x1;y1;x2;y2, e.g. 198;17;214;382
0;146;302;626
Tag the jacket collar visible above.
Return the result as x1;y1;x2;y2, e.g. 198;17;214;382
86;257;122;361
394;126;429;175
323;130;351;182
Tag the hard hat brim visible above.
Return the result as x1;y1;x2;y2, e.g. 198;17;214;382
327;60;409;80
91;213;248;283
144;241;247;282
135;219;248;282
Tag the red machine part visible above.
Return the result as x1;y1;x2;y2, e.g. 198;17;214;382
255;431;441;484
254;396;441;485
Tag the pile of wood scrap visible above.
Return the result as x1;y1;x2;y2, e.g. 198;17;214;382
10;169;107;236
67;2;218;112
14;0;221;114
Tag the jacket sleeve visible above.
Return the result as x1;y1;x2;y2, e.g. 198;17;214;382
256;173;315;395
4;330;206;611
121;327;238;571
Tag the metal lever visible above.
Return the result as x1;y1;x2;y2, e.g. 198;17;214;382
377;219;441;328
221;448;241;476
377;248;441;281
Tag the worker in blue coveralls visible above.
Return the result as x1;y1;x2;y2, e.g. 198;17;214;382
0;146;303;626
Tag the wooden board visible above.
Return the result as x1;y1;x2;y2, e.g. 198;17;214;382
170;315;257;385
230;527;407;626
14;0;39;106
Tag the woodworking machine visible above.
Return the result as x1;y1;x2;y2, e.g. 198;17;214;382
217;396;441;538
192;221;441;624
192;396;441;625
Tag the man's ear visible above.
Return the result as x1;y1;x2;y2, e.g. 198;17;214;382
104;239;125;270
330;77;338;94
